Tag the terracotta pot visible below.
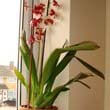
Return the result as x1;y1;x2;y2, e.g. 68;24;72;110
20;105;58;110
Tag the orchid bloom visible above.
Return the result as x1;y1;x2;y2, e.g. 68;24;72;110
44;18;54;25
32;3;45;16
49;9;56;17
28;35;35;44
53;0;60;7
27;1;60;44
35;28;45;41
30;18;42;28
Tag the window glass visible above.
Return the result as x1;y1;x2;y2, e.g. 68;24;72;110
0;0;20;110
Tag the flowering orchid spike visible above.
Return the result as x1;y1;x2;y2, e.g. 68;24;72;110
53;0;60;7
28;35;35;45
49;9;56;16
30;18;42;28
44;18;54;25
32;3;45;15
35;28;45;41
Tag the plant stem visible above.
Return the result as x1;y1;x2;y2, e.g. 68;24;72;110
36;42;40;76
28;0;34;107
39;0;51;85
37;41;43;83
28;44;33;107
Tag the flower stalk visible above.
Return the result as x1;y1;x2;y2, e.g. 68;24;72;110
39;0;51;84
28;0;34;107
28;43;33;108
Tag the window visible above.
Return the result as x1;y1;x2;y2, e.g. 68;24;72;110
0;0;20;109
8;77;17;83
0;77;3;84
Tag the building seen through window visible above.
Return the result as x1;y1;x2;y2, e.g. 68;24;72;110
0;62;16;109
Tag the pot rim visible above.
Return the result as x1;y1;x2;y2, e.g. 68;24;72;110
20;105;58;110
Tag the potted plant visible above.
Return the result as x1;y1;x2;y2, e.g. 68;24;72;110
14;0;105;110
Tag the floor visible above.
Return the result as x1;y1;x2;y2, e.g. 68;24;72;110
0;106;16;110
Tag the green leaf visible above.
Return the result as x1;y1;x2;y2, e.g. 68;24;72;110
64;72;93;86
45;51;76;93
20;46;39;90
21;31;29;53
20;33;39;91
14;68;28;90
42;41;99;87
75;56;105;79
59;41;100;52
73;72;93;81
41;49;61;86
20;47;30;68
55;51;76;76
39;86;69;107
40;72;93;107
77;81;91;89
70;41;100;50
35;94;44;107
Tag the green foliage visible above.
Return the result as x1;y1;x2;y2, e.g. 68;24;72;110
44;51;76;93
64;72;93;86
14;33;105;108
41;41;100;88
75;56;105;79
20;32;39;92
14;67;28;90
39;86;70;107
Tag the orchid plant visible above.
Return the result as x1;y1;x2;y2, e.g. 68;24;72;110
14;0;104;109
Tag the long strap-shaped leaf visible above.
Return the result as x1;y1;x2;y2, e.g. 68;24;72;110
20;46;39;91
55;51;76;76
41;73;92;107
41;49;61;87
46;73;92;105
77;81;91;89
14;68;28;90
39;86;69;108
64;72;93;86
45;51;76;93
21;31;29;53
75;56;105;79
20;32;39;91
42;41;100;87
59;41;100;52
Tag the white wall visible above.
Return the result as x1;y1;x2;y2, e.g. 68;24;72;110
70;0;105;110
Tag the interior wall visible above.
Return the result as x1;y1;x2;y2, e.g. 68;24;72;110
105;0;110;110
70;0;105;110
